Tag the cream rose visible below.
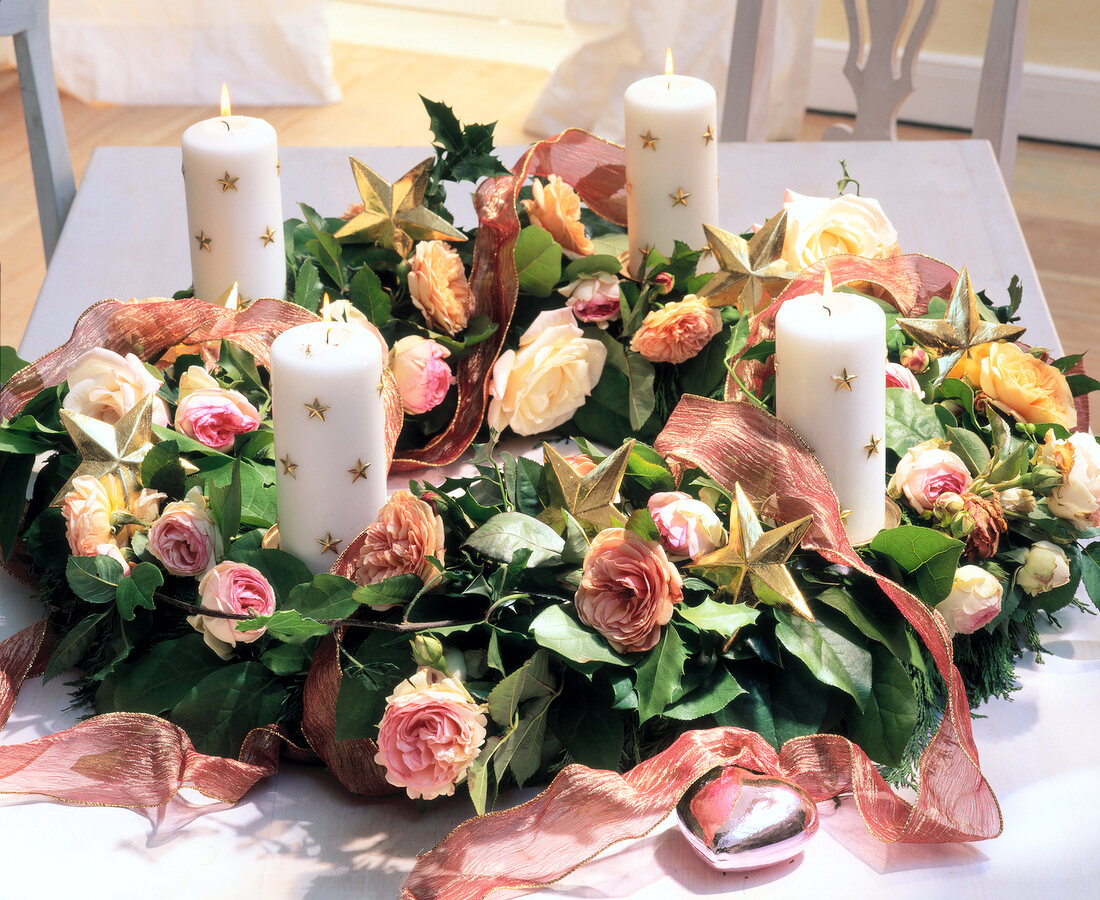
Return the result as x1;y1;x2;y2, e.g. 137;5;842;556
62;473;164;556
888;440;973;514
188;561;277;659
488;308;606;436
781;189;900;270
647;492;726;560
935;565;1003;635
950;342;1076;430
1016;541;1072;596
148;487;223;576
1036;432;1100;529
407;240;473;336
520;174;593;259
63;348;170;426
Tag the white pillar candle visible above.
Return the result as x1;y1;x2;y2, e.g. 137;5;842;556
775;284;887;545
270;321;388;574
624;58;719;276
182;90;286;304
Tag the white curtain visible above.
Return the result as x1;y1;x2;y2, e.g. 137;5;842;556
525;0;821;142
3;0;338;105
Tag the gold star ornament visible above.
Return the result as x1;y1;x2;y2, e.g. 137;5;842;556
864;434;882;458
304;398;329;422
334;157;466;258
195;231;212;252
260;226;277;247
669;187;691;207
702;124;715;145
216;171;239;193
640;130;659;150
347;458;371;483
541;440;632;530
50;395;156;506
832;368;858;392
690;483;814;621
316;533;342;555
280;455;298;478
896;267;1026;384
697;210;801;318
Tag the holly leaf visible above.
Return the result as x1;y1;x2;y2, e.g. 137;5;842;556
676;598;759;638
114;562;163;621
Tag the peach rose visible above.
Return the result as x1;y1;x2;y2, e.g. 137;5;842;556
353;489;445;599
574;528;683;653
936;565;1002;635
629;295;722;365
187;561;276;659
888;440;972;514
62;473;164;556
374;667;487;800
950;342;1076;430
63;348;170;427
559;273;621;324
1036;432;1100;529
781;189;900;269
389;335;454;415
1016;541;1071;596
407;240;472;336
173;366;261;451
521;175;593;259
148;486;223;576
563;453;598;476
647;491;726;560
488;308;606;436
886;361;924;397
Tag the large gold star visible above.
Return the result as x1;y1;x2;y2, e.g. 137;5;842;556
690;483;814;621
896;267;1026;384
541;440;632;530
334;157;466;258
50;395;156;506
697;210;800;317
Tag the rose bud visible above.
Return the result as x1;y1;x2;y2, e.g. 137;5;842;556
559;272;621;325
900;346;929;374
653;272;675;295
389;335;454;416
936;565;1003;635
885;361;924;398
958;491;1007;561
411;633;447;670
999;487;1036;516
647;491;726;560
1016;541;1072;596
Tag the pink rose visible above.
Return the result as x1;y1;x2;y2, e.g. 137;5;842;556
936;565;1002;635
648;491;726;560
94;542;132;576
574;528;684;653
353;490;446;601
900;346;929;374
559;273;621;324
148;487;223;576
885;361;924;397
888;440;972;514
563;453;598;476
173;366;261;451
374;667;487;800
187;561;276;659
62;348;170;427
389;335;454;416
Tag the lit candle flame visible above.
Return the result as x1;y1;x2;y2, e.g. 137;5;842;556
220;82;231;117
665;48;674;76
320;293;332;321
822;264;833;296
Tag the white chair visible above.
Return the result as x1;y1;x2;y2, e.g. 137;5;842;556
1;0;76;263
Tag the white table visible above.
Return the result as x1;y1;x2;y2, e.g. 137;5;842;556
5;142;1098;899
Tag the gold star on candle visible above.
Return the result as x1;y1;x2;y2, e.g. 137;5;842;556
702;124;715;145
195;231;212;252
260;226;277;246
347;458;371;483
50;395;156;506
697;210;800;317
864;434;882;458
896;267;1026;384
832;368;858;392
334;157;466;258
640;130;659;150
275;157;281;175
316;533;342;555
216;171;239;193
280;455;298;478
542;440;632;529
691;483;815;621
304;398;329;422
669;187;690;207
376;375;386;397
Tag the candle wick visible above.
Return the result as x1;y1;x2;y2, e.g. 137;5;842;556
221;120;230;131
325;329;332;345
823;305;832;317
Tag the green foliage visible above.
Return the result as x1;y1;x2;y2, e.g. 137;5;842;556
869;526;965;605
514;226;563;297
885;387;945;454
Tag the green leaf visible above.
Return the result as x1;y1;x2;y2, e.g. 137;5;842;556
676;598;759;637
885;387;946;455
843;646;918;767
353;573;423;607
464;511;565;567
152;424;230;457
493;695;552;788
514;226;562;297
66;555;125;604
293;260;323;311
261;642;310;676
97;634;223;714
868;525;965;604
349;265;391;325
945;425;992;475
487;650;555;727
245;608;333;643
207;458;243;546
815;586;909;660
44;611;109;682
140;438;186;500
287;574;360;621
634;626;689;723
1082;544;1100;610
592;331;656;431
171;662;288;758
529;604;629;667
774;610;872;710
0;452;34;561
1067;373;1100;397
466;735;500;815
563;254;624;280
1;345;29;383
663;666;745;721
114;562;163;621
548;679;624;769
300;203;346;291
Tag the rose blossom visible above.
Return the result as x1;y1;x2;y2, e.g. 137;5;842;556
563;453;598;476
173;366;261;451
488;308;606;436
886;361;924;397
958;491;1007;561
888;440;973;514
407;240;473;336
1016;541;1072;597
187;561;276;659
935;565;1003;635
900;346;929;374
62;473;164;556
388;335;454;415
647;492;726;560
375;667;487;800
520;174;593;259
63;347;170;427
999;487;1037;516
574;528;683;653
629;294;723;365
353;490;445;598
780;189;900;269
950;342;1076;430
559;273;621;324
94;542;132;576
1035;432;1100;529
148;486;223;576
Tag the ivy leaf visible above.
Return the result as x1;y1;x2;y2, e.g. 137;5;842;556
349;265;391;326
663;666;745;721
592;330;656;431
885;387;946;455
353;573;423;607
676;598;759;638
945;425;992;475
66;554;125;604
529;605;629;667
869;525;964;604
487;650;555;728
97;634;223;714
114;562;163;621
634;626;689;723
514;226;562;297
464;511;565;567
774;610;872;711
43;611;109;682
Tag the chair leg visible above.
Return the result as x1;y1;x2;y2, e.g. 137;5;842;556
973;0;1028;187
721;0;779;142
14;22;76;264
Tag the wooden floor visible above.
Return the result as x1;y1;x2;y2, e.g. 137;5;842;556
1;41;1096;419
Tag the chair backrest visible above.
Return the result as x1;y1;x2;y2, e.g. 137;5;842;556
1;0;76;263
